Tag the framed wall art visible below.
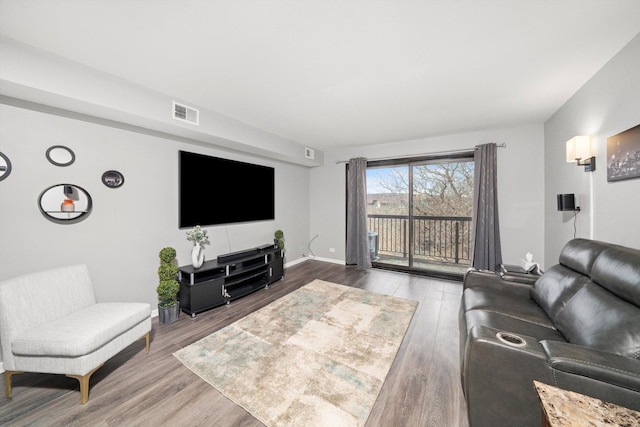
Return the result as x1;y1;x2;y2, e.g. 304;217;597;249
607;124;640;182
101;170;124;188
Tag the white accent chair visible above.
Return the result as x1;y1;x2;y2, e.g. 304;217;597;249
0;264;151;403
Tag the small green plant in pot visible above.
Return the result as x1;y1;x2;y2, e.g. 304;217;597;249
274;229;285;270
274;229;285;250
157;247;180;324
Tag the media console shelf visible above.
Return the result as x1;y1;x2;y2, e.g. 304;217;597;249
178;244;283;318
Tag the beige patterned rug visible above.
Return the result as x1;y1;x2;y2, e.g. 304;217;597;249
173;279;418;427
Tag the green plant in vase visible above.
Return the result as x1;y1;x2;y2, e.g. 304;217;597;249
274;229;285;251
156;246;180;324
272;229;286;280
186;225;210;268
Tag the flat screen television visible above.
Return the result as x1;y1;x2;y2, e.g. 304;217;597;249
179;150;275;228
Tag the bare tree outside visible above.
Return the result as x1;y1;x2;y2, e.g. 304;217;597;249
413;161;474;217
367;166;408;215
366;159;474;273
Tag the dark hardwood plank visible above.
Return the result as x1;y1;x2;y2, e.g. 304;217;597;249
0;260;469;426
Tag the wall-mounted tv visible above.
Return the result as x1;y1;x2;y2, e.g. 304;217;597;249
179;150;275;228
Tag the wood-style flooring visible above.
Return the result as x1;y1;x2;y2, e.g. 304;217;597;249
0;259;469;427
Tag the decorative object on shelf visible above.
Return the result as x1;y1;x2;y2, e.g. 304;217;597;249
101;170;124;188
38;183;93;224
274;229;285;251
157;247;180;324
0;151;12;182
186;225;209;269
606;124;640;182
60;198;75;212
191;243;205;268
274;230;285;272
45;145;76;167
60;185;75;212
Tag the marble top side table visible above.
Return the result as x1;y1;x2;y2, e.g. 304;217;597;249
534;381;640;427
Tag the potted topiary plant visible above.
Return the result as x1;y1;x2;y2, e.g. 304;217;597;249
274;229;285;271
157;246;180;324
274;229;285;251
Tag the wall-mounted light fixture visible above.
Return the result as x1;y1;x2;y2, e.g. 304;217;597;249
566;135;596;172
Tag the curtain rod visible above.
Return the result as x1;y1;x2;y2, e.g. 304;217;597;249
335;143;506;164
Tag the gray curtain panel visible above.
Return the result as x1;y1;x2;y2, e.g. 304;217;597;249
471;143;503;271
346;157;372;268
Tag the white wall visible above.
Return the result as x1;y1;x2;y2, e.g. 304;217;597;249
0;103;309;337
309;124;545;269
0;35;324;167
544;33;640;267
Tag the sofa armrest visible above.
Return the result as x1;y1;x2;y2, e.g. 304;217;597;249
500;271;539;285
540;340;640;393
462;325;555;426
463;268;533;297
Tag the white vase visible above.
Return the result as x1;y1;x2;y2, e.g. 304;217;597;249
192;243;205;268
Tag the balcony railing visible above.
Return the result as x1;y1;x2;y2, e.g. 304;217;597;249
367;214;472;265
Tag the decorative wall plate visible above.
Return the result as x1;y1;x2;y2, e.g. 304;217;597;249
0;152;12;182
46;145;76;167
38;183;93;224
101;170;124;188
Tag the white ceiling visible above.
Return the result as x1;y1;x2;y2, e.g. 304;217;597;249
1;0;640;152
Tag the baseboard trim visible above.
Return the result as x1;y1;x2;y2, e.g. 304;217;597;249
284;257;308;268
310;256;346;265
286;256;345;267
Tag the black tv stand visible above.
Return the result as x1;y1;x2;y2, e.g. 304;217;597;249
178;244;284;318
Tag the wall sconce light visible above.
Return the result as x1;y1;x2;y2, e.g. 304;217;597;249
566;135;596;172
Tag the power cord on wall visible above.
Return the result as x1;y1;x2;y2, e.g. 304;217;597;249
308;234;319;258
573;207;581;239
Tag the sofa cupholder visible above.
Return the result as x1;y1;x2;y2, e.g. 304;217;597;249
496;332;527;347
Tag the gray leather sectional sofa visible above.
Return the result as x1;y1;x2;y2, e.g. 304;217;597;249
459;238;640;426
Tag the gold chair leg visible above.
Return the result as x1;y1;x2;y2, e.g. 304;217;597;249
4;370;23;398
142;331;150;353
67;364;102;404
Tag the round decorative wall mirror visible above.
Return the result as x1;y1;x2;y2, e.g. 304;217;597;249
0;152;12;182
46;145;76;167
38;183;93;223
101;170;124;188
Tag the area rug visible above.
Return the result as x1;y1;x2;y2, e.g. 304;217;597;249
173;279;418;427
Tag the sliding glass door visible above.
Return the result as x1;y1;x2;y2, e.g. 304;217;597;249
367;165;410;266
366;154;474;278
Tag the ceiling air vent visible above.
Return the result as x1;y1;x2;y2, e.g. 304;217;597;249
304;147;315;160
172;101;199;125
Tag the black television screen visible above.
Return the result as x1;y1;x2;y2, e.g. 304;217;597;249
179;150;275;228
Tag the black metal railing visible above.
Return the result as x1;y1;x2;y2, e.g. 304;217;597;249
367;214;472;265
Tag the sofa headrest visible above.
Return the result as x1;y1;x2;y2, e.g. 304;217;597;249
531;264;591;321
591;246;640;307
554;282;640;358
559;238;614;276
